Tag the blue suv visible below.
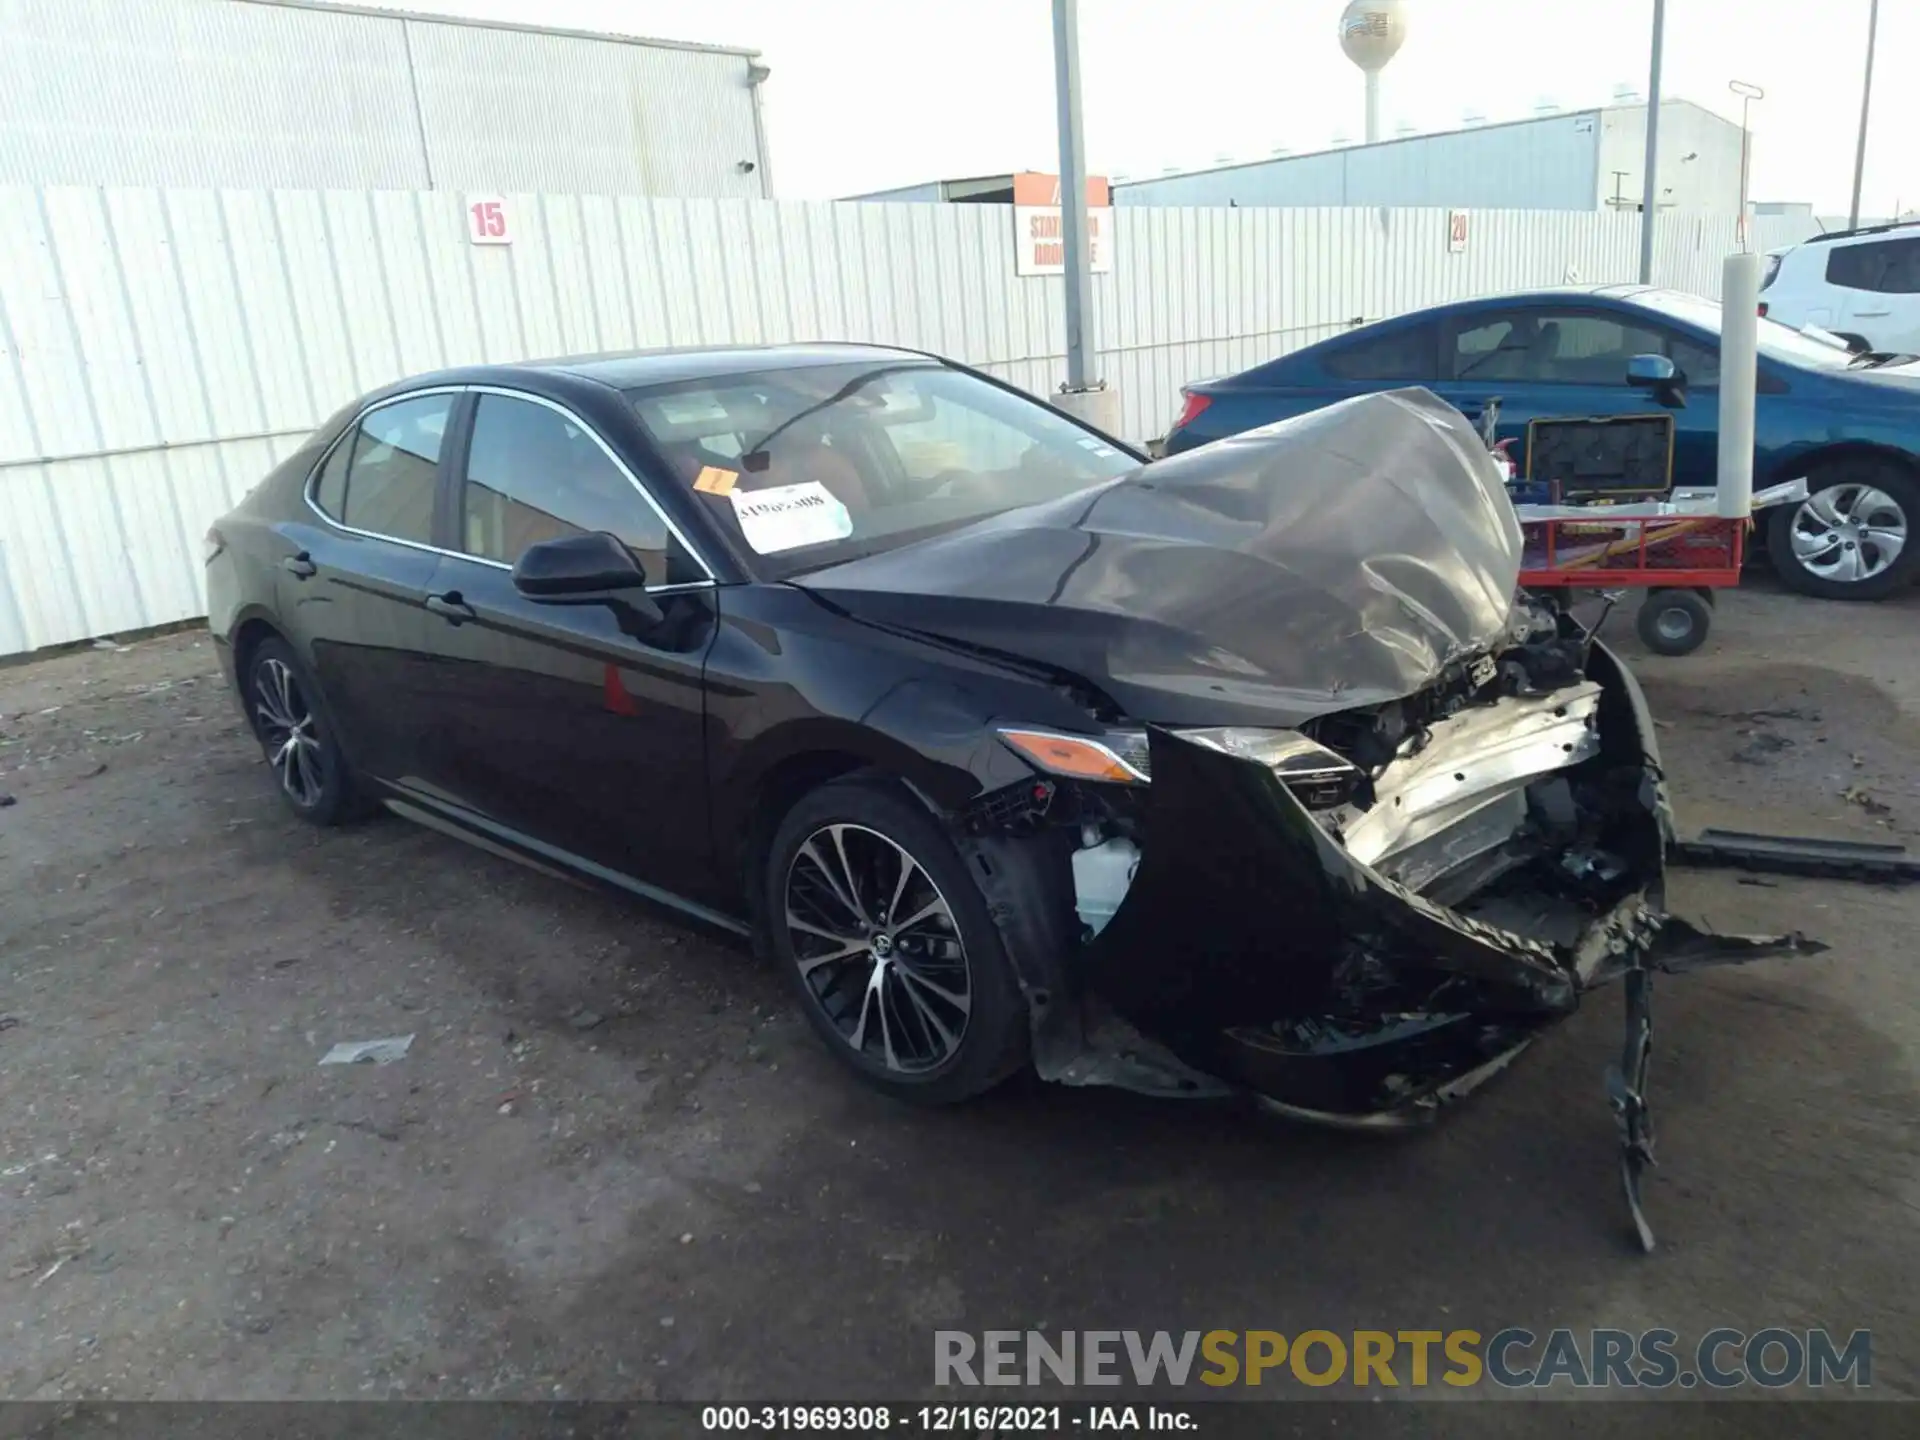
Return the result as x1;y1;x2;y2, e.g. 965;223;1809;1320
1165;286;1920;600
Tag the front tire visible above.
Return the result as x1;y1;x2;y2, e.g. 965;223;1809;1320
764;779;1029;1105
245;637;368;826
1768;461;1916;600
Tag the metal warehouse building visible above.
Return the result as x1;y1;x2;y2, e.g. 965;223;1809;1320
0;0;774;197
1116;100;1743;214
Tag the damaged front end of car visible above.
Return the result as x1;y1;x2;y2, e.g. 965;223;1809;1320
997;618;1813;1252
810;387;1818;1250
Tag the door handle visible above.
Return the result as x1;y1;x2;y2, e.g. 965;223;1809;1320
281;552;317;579
1853;309;1891;318
424;591;476;624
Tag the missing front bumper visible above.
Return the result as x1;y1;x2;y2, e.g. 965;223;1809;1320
1065;641;1817;1251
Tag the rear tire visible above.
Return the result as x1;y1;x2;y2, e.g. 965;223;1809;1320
763;779;1029;1105
244;637;371;826
1768;461;1917;601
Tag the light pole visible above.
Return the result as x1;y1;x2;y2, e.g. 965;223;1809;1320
1050;0;1105;416
1848;0;1880;228
1638;0;1667;284
1729;80;1764;249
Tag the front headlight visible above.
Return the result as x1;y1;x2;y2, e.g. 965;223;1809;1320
996;724;1358;808
1175;727;1363;810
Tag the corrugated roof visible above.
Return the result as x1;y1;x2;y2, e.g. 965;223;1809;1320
232;0;761;58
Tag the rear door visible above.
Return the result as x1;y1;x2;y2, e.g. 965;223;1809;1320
409;388;723;901
286;390;459;786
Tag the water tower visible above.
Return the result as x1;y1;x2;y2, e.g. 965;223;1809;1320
1339;1;1409;144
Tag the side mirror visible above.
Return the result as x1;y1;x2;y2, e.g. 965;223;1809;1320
1625;352;1687;408
513;531;648;599
513;533;667;633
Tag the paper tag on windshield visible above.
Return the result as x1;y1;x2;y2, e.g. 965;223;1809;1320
729;481;853;554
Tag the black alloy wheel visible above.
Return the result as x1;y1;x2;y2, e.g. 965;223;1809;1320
765;780;1028;1103
246;637;366;825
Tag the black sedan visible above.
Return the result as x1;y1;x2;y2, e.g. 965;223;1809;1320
207;347;1800;1246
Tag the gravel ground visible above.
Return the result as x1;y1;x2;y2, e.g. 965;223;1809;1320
2;578;1918;1424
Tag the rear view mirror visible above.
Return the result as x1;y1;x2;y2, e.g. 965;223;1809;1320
513;532;649;598
1625;353;1687;409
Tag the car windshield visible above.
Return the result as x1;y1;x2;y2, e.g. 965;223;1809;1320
1628;290;1856;369
630;361;1138;577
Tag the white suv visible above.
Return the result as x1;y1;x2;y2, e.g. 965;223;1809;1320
1760;224;1920;356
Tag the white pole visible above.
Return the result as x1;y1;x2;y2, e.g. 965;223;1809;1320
1052;0;1098;393
1365;70;1381;145
1718;252;1762;519
1849;0;1881;229
1638;0;1666;283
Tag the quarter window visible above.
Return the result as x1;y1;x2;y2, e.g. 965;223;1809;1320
313;429;352;519
321;393;451;545
459;394;698;584
1323;322;1439;380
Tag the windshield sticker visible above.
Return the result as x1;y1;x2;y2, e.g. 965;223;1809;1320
693;465;738;496
729;481;854;554
1076;436;1120;457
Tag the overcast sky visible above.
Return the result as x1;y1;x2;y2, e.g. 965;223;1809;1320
371;0;1911;216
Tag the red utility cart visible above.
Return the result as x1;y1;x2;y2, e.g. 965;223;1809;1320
1516;507;1747;656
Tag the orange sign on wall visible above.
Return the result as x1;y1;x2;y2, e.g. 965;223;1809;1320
1011;172;1114;277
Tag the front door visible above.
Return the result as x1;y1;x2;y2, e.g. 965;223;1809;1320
1430;307;1718;493
411;390;722;903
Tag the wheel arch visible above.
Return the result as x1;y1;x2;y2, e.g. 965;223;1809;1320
231;613;287;680
1758;442;1920;540
722;722;974;924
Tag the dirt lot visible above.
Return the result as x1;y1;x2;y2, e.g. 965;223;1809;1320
3;579;1919;1421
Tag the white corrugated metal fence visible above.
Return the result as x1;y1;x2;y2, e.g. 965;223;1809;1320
0;186;1816;655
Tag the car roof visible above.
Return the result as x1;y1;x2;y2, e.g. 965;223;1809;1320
372;342;941;400
1785;220;1920;249
1350;284;1693;324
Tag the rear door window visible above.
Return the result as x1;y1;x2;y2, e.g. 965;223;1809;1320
318;394;452;545
1826;238;1920;294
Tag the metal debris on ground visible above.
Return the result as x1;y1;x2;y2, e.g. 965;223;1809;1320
1671;829;1920;883
317;1035;415;1066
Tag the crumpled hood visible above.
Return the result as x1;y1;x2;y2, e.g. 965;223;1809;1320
796;388;1523;727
